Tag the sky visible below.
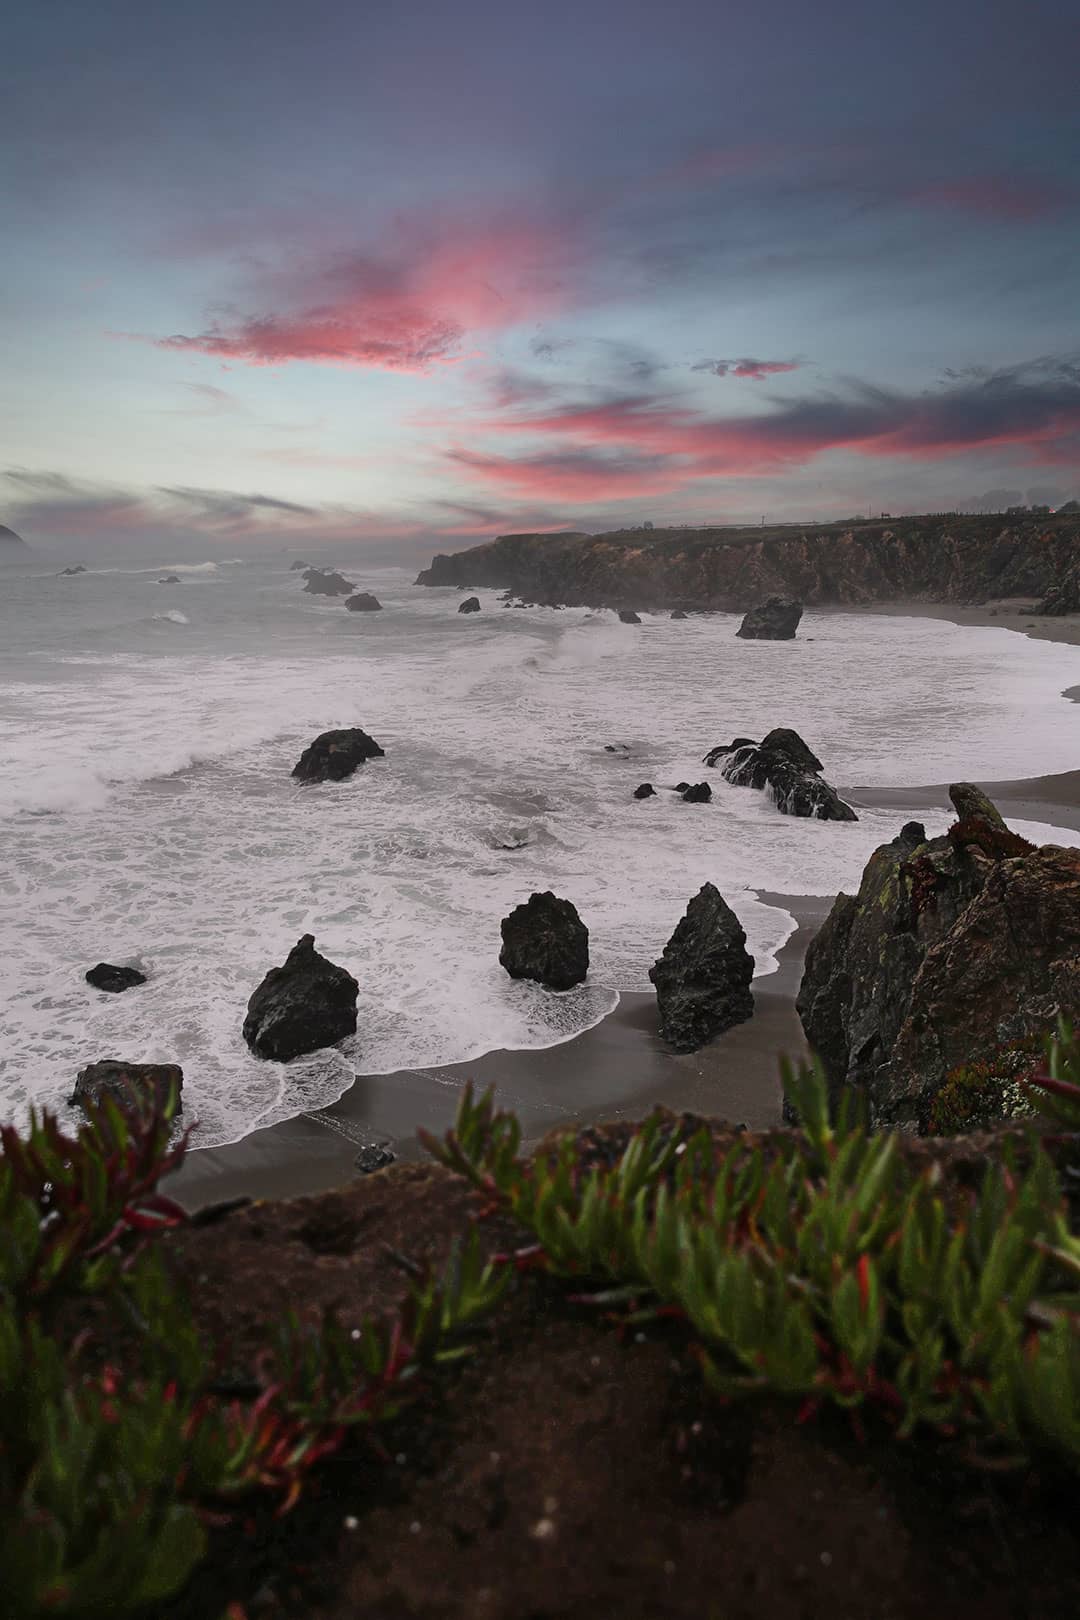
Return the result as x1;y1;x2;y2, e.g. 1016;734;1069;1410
2;0;1079;559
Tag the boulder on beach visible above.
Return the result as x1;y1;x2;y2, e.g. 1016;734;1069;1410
710;729;857;821
292;727;385;783
618;609;642;624
71;1060;183;1115
795;786;1072;1131
85;962;146;993
648;883;755;1052
354;1140;396;1175
633;782;657;799
736;597;803;640
681;782;712;803
344;591;383;612
243;934;359;1061
158;575;181;585
499;891;589;990
458;596;481;614
302;567;355;597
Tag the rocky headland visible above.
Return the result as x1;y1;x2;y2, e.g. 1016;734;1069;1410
416;512;1080;612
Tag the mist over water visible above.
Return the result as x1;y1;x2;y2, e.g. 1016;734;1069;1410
3;553;1080;1147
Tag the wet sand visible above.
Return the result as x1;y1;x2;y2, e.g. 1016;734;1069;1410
166;598;1080;1211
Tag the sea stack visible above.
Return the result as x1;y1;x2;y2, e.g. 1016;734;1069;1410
649;883;755;1051
499;892;589;990
243;934;359;1061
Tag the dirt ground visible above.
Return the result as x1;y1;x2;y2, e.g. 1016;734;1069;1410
147;1146;1080;1620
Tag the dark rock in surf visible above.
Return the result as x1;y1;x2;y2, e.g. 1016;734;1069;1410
458;596;481;614
499;892;589;990
702;738;757;768
71;1060;183;1115
290;560;312;571
618;609;642;624
716;731;856;822
649;883;755;1052
681;782;712;803
634;782;657;799
674;782;690;794
303;567;355;597
243;934;358;1061
736;597;803;639
158;575;181;584
59;565;87;576
671;609;689;619
344;592;383;612
292;728;385;783
86;963;146;994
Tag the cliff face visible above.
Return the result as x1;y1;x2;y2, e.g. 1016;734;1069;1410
415;515;1080;610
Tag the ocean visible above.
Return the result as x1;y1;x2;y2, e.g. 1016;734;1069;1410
3;551;1080;1148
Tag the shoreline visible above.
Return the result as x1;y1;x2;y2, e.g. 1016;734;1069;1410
167;597;1080;1210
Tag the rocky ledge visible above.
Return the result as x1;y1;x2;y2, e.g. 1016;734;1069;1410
704;727;857;821
415;513;1080;612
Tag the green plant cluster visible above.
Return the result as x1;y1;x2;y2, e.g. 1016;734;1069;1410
928;1038;1043;1135
1;1095;507;1618
423;1055;1080;1468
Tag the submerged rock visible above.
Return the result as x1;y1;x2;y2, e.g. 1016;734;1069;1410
618;609;642;624
292;728;385;783
71;1060;183;1115
85;962;146;993
158;574;181;584
499;892;589;990
243;934;358;1061
649;883;755;1052
458;596;481;614
344;591;383;612
735;597;804;639
633;782;657;799
796;788;1070;1130
303;567;355;596
671;608;689;619
681;782;712;803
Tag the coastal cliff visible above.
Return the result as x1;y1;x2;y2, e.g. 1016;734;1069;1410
416;513;1080;611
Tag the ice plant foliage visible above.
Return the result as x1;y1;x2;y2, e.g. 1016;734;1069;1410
423;1060;1080;1468
1;1098;507;1616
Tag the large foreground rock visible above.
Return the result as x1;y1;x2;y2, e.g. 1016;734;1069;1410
499;892;588;990
71;1060;183;1114
795;787;1078;1128
303;567;355;597
243;934;359;1061
345;591;383;612
648;883;755;1051
736;597;803;639
292;728;385;782
85;962;146;993
705;729;857;821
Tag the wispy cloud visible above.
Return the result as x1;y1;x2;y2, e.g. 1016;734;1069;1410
692;357;802;380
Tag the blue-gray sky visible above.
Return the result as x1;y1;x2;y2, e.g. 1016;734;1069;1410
3;0;1078;554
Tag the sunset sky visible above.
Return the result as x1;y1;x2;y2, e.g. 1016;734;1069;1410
3;0;1079;557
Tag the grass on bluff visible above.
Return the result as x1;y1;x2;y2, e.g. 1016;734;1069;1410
4;1037;1080;1616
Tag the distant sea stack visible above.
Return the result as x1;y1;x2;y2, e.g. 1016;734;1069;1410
415;514;1080;612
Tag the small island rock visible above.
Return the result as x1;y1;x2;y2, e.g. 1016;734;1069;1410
458;596;481;614
633;782;657;799
499;892;589;990
86;962;146;993
618;609;642;624
71;1060;183;1115
303;567;355;597
344;592;383;612
736;597;803;640
649;883;755;1052
292;728;385;783
243;934;358;1061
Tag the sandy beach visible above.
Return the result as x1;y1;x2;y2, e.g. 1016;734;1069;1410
167;600;1080;1212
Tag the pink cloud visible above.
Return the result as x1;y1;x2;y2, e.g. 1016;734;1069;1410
157;217;578;374
693;357;802;380
908;176;1075;222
